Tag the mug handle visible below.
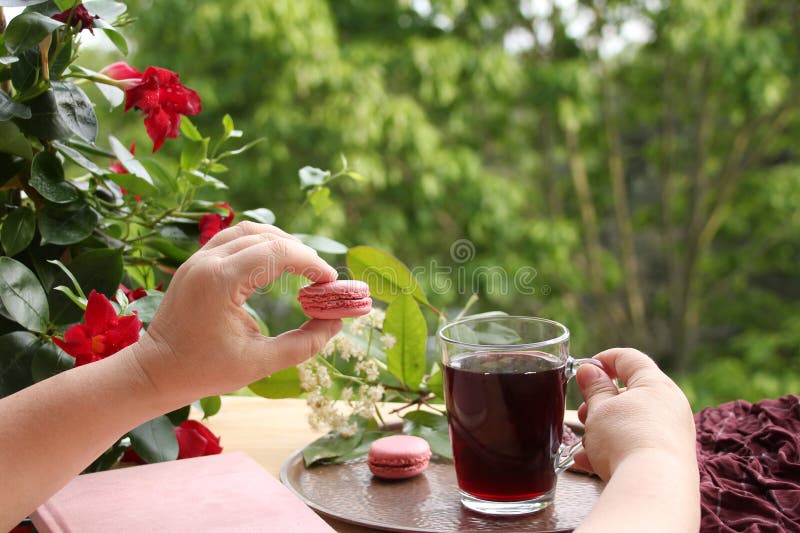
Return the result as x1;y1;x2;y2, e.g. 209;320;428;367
556;357;613;474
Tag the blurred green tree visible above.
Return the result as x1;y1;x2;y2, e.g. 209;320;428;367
106;0;799;408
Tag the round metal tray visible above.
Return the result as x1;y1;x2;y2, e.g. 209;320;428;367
280;449;604;532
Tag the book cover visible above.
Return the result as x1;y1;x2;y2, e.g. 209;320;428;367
30;452;335;532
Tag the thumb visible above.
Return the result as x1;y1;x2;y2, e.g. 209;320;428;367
577;363;618;410
258;319;343;374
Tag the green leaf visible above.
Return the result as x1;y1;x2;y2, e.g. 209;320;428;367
179;116;203;142
53;140;107;175
345;171;367;182
49;248;123;325
293;233;348;255
166;405;190;426
384;294;427;390
0;121;33;159
215;138;264;159
107;135;159;196
129;415;179;463
248;366;302;399
221;113;235;139
100;25;128;55
140;159;178;194
0;257;49;332
1;207;36;257
82;0;127;20
425;363;444;399
126;291;163;324
333;431;385;463
180;137;208;169
0;91;32;120
347;246;430;306
10;48;41;93
302;430;363;467
4;12;63;55
199;395;222;418
48;258;86;299
65;138;114;158
0;0;49;5
31;342;74;382
221;114;234;134
308;186;332;215
402;411;452;458
53;285;86;309
38;200;98;246
185;169;227;189
16;81;98;143
0;331;40;396
30;151;80;204
299;166;330;188
53;0;79;10
242;208;276;225
147;237;193;266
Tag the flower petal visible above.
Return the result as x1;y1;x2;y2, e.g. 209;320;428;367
101;61;142;81
144;108;173;152
83;290;118;336
176;421;222;459
198;214;223;245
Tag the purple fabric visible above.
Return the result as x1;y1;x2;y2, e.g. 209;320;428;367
695;394;800;532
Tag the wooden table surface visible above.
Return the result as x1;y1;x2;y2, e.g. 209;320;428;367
204;395;581;533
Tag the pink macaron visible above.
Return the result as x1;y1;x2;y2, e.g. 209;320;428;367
297;280;372;320
368;435;432;479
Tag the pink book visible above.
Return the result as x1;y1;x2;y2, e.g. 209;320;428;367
30;452;334;532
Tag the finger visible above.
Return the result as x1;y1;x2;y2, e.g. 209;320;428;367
212;231;295;257
203;221;299;250
258;319;343;371
572;451;595;474
593;347;663;387
224;237;338;296
577;363;619;411
577;402;588;424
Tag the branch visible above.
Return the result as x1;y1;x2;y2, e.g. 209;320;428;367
562;113;604;298
601;79;646;338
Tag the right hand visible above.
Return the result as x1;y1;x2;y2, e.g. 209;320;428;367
573;348;697;481
131;222;343;402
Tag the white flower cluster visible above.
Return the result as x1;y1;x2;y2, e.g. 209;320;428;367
299;307;394;436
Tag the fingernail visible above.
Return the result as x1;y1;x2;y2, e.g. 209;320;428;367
577;363;604;389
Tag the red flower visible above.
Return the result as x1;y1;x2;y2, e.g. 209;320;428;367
175;420;223;459
121;420;222;464
52;291;142;367
119;282;163;302
101;62;142;87
198;202;234;245
101;62;202;152
52;5;98;34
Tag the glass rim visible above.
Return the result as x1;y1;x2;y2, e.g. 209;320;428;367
438;315;570;350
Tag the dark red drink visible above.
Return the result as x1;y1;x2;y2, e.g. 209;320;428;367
444;351;567;502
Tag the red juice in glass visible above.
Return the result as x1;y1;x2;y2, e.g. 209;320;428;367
443;351;566;501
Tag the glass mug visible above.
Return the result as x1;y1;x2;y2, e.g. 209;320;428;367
438;315;608;516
